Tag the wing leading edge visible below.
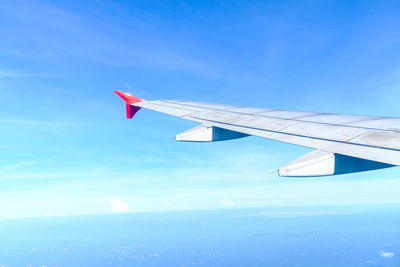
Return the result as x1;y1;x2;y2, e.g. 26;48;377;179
115;91;399;176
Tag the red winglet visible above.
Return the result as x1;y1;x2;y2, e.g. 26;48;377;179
114;91;145;119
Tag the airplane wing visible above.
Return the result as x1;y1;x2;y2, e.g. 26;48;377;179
115;91;399;177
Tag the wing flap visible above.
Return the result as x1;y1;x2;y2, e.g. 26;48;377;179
349;131;400;150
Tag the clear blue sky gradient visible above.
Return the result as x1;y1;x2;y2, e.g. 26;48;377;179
0;0;400;218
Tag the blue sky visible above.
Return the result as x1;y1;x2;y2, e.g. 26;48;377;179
1;0;400;219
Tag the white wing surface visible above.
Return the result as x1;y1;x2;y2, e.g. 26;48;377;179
115;91;399;176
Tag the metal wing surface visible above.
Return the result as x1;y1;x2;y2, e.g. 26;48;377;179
116;91;400;176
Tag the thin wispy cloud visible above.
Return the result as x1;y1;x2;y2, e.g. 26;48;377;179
122;83;149;99
0;69;32;78
0;161;37;171
237;210;346;218
0;68;55;78
0;117;100;129
0;0;255;80
0;118;61;127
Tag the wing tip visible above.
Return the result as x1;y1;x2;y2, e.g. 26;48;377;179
114;90;145;104
114;91;145;119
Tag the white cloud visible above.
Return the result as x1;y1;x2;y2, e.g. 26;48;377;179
220;200;234;207
380;250;394;258
109;198;132;213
